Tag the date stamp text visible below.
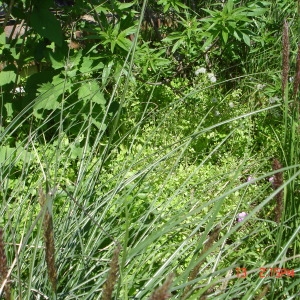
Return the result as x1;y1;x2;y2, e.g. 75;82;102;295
235;267;295;278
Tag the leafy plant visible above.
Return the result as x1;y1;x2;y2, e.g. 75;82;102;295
201;0;268;47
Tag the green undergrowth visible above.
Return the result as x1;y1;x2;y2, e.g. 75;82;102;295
1;72;298;299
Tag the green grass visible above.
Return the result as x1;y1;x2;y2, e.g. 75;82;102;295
1;72;299;299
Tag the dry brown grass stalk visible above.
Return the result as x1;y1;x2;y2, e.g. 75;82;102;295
272;159;284;223
198;286;216;300
255;284;269;300
0;228;11;300
183;225;221;299
39;187;57;293
148;273;174;300
101;245;121;300
282;20;289;96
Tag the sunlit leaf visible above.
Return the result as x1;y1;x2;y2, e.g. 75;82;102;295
78;81;106;106
118;2;135;9
102;61;114;86
116;37;132;51
242;33;251;46
222;30;229;44
0;70;16;85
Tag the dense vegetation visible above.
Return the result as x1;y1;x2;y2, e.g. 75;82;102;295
0;0;299;299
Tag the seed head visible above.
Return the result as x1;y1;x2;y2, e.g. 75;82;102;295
282;20;289;96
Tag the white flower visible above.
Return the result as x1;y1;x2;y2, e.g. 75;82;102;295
207;73;216;83
269;96;280;104
215;110;220;116
195;67;207;75
12;86;25;94
229;101;234;108
256;84;266;90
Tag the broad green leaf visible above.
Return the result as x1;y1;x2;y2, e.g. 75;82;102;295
68;50;83;69
92;92;106;105
0;146;32;168
78;81;106;105
205;21;218;33
228;21;237;29
201;8;217;16
246;8;267;16
102;61;114;86
222;30;229;44
175;1;189;9
118;2;135;9
116;37;132;51
122;26;137;38
233;30;242;41
34;83;61;113
242;33;251;46
79;57;93;73
171;38;185;53
91;119;106;130
163;3;170;13
232;7;250;15
201;36;214;51
33;97;59;119
78;82;95;99
162;34;184;43
4;102;13;118
226;0;234;13
0;70;16;85
154;58;170;67
69;144;84;159
0;31;6;45
94;6;108;14
47;50;65;70
66;68;77;78
110;40;116;53
0;146;14;165
33;76;72;118
30;8;63;46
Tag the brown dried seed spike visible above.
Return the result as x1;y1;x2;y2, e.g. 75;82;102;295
148;273;174;300
101;245;121;300
282;20;289;96
39;188;57;293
